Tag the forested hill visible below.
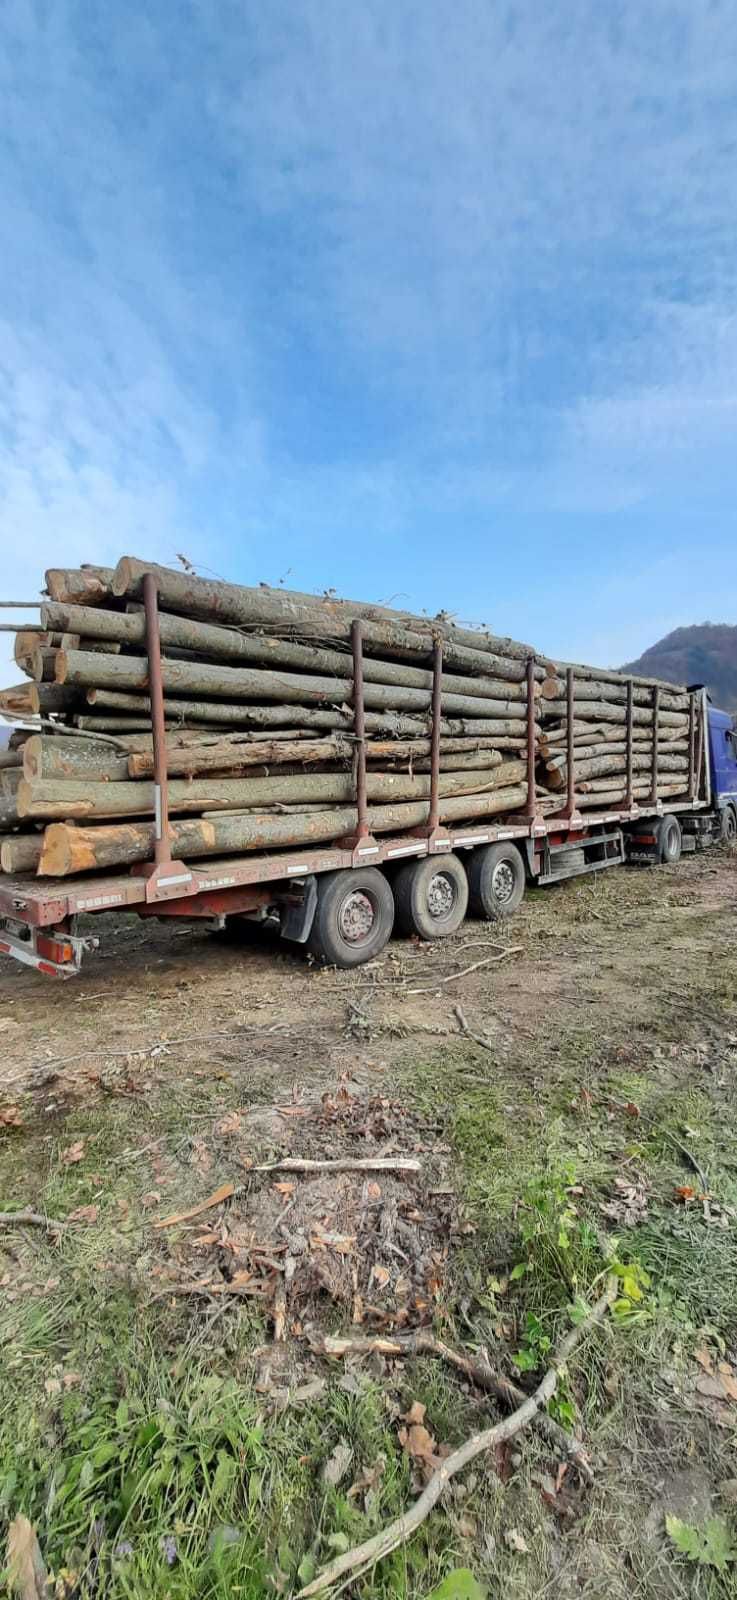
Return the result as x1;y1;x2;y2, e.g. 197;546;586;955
622;623;737;711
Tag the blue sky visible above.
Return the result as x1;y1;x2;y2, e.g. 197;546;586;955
1;0;736;683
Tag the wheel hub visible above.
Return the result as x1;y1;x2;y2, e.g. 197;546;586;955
338;889;375;943
427;872;456;919
491;859;515;904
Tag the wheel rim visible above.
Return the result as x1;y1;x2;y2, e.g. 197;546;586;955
427;871;456;920
665;824;677;854
490;859;516;904
338;889;375;944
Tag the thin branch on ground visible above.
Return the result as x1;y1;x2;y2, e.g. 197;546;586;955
298;1276;617;1596
0;1209;68;1232
452;1004;495;1053
318;1330;593;1482
406;947;523;994
253;1157;421;1175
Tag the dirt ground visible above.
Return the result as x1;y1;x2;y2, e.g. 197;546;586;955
1;846;736;1598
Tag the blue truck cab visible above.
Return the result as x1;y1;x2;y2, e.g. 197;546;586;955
708;705;737;839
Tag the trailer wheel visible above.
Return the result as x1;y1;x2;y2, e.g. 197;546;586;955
657;813;682;864
393;853;468;940
721;804;737;844
467;841;526;920
307;868;394;968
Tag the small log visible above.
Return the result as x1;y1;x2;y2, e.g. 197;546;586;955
127;737;353;777
0;682;79;716
22;736;131;783
44;565;115;605
18;761;527;820
0;833;43;873
540;699;688;730
38;784;529;874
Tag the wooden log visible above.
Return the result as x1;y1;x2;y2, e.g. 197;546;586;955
543;676;689;711
22;737;131;783
112;557;541;665
44;565;115;605
0;749;23;770
543;738;687;767
0;834;43;873
553;658;688;694
577;781;687;805
545;752;688;789
18;762;527;821
41;602;529;703
0;682;79;716
39;784;529;875
46;597;542;685
14;631;59;675
74;716;179;732
1;770;22;800
127;736;353;777
54;648;530;720
539;699;688;730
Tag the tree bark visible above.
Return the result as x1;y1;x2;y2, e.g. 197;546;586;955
41;601;530;702
543;676;689;710
18;761;527;820
22;737;131;783
54;647;530;720
38;784;529;875
540;699;688;729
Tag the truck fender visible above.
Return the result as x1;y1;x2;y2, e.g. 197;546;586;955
279;875;318;943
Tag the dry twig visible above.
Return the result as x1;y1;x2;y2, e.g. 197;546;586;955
452;1004;494;1053
298;1276;617;1595
0;1209;68;1232
253;1157;420;1175
319;1331;593;1481
407;946;523;994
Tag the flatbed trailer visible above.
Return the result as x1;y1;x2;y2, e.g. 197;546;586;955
1;579;732;977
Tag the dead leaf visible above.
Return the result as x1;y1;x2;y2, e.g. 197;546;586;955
400;1423;438;1463
696;1374;730;1400
0;1106;24;1127
154;1183;235;1229
371;1264;391;1289
214;1112;242;1136
694;1346;714;1373
273;1182;296;1199
366;1181;382;1201
718;1368;737;1402
504;1527;530;1554
402;1400;426;1425
322;1440;353;1487
6;1514;49;1599
674;1184;696;1202
61;1140;85;1165
66;1205;99;1225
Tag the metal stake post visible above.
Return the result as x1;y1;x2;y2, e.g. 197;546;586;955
688;692;696;802
351;620;369;841
649;685;660;807
135;574;192;899
427;637;443;835
624;679;634;810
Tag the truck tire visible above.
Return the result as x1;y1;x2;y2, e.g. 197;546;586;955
656;813;682;864
393;853;468;940
307;868;394;968
467;841;526;920
721;804;737;844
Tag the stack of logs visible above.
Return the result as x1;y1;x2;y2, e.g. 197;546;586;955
0;560;700;878
535;666;697;810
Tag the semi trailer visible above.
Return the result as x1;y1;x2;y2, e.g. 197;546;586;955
0;571;734;978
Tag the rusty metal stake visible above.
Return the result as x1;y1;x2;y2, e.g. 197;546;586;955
688;691;696;802
524;655;539;821
649;685;660;806
562;666;578;820
427;636;443;834
136;574;192;898
624;678;634;810
351;619;369;840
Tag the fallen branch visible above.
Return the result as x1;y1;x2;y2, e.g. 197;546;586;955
407;947;523;994
318;1330;593;1482
0;1209;68;1232
150;1277;270;1303
253;1157;421;1175
298;1275;617;1596
452;1004;494;1053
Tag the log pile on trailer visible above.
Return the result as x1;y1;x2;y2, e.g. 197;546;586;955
0;559;703;882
